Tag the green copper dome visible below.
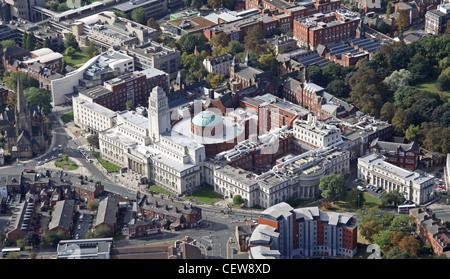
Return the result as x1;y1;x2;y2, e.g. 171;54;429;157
191;110;222;127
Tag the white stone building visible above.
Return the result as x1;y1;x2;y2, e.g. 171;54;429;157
357;153;435;204
292;114;342;150
73;94;117;134
203;53;233;77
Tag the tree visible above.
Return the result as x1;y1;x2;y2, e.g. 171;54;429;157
22;32;29;50
306;65;327;86
391;108;413;135
43;37;53;50
131;7;147;25
57;2;69;12
87;200;98;212
147;17;161;33
226;40;244;55
327;79;350;98
244;25;264;53
210;33;230;48
5;71;39;92
405;124;420;142
393;86;419;109
42;230;67;247
233;195;244;206
383;246;411;259
6;252;21;259
64;33;79;50
396;10;410;33
363;220;383;241
191;0;203;9
398;235;420;257
87;133;99;149
223;0;236;9
207;73;225;88
28;32;36;51
178;33;208;54
111;9;129;19
389;215;416;235
207;0;222;10
126;100;135;110
384;69;411;91
431;103;450;128
380;189;405;208
436;67;450;91
376;20;390;34
84;41;98;58
65;46;77;57
16;239;26;250
257;54;276;71
87;225;113;239
24;87;53;115
379;102;396;122
372;230;393;254
0;40;17;48
318;174;347;202
322;62;342;84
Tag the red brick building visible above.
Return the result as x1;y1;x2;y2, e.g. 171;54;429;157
369;139;419;171
81;68;169;112
294;10;360;49
410;208;450;258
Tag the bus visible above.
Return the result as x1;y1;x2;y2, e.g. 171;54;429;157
2;248;21;258
398;204;416;214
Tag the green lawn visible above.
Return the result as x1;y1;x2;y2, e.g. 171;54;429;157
322;190;382;212
413;81;450;100
62;51;91;67
94;153;120;172
148;185;173;196
183;186;223;204
61;112;74;123
54;157;78;170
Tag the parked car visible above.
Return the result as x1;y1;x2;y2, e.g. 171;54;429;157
357;186;365;191
58;153;63;158
78;224;81;230
52;147;57;152
354;178;359;183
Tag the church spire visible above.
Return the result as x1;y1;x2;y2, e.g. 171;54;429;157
244;51;251;66
16;74;27;114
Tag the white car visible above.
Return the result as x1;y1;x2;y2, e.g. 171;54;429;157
357;186;365;192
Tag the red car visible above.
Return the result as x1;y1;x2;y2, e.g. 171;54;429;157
39;228;44;234
24;169;35;173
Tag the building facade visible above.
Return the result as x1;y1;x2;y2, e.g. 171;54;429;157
357;153;435;204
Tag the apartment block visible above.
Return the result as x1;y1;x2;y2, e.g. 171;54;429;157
249;203;357;259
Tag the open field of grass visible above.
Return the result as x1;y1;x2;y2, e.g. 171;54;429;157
320;190;382;212
413;81;450;100
62;51;91;67
183;186;223;204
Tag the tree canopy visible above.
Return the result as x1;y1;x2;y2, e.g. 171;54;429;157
318;174;347;202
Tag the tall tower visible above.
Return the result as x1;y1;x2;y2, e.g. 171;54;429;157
15;75;31;133
148;86;170;143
